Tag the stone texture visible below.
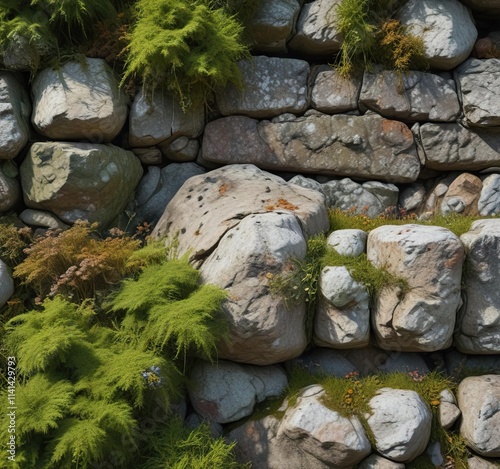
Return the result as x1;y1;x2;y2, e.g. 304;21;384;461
478;173;500;216
1;31;54;72
202;113;420;183
159;137;199;162
32;58;127;142
131;147;162;165
399;182;426;212
188;360;287;424
129;89;204;148
456;219;500;353
339;346;390;376
461;0;500;18
20;142;143;227
397;0;477;70
280;385;371;467
20;209;69;230
440;172;482;216
368;225;464;352
439;399;461;430
0;259;14;309
0;160;20;212
327;229;367;257
367;388;432;462
246;0;301;52
289;174;325;198
152;164;328;261
216;56;309;118
458;375;500;457
419;123;500;171
378;352;430;375
289;0;342;55
311;66;361;113
288;347;358;378
314;266;370;349
358;454;405;469
445;349;500;376
323;179;399;217
420;173;458;216
199;212;308;365
0;72;30;159
359;69;460;122
456;59;500;127
468;456;500;469
135;163;205;225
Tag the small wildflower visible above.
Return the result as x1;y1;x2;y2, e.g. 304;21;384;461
346;388;354;395
141;365;164;388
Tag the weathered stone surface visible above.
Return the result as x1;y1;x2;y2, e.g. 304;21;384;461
0;160;20;212
129;89;204;148
399;182;426;212
368;225;464;352
457;219;500;353
289;174;325;198
478;173;500;216
419;123;500;171
135;163;205;225
378;352;429;375
315;266;370;349
360;69;460;122
32;58;127;142
199;212;308;365
458;375;500;457
339;346;389;376
358;454;405;469
20;209;68;230
445;349;500;376
439;402;461;430
327;229;367;257
397;0;477;70
367;388;432;462
0;259;14;309
311;66;361;113
216;56;309;118
0;72;30;159
461;0;500;19
152;164;328;261
440;172;482;216
246;0;301;52
1;31;54;72
468;456;500;469
280;385;371;467
203;113;421;183
456;59;500;127
131;147;162;165
159;137;199;162
420;173;458;216
188;360;287;424
289;0;342;55
20;142;143;227
288;347;358;377
323;179;399;217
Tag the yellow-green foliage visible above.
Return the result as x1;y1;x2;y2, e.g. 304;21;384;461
122;0;250;109
0;218;32;268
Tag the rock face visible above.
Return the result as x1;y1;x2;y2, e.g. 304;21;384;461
311;67;361;113
314;266;370;348
280;385;371;467
0;72;30;159
200;212;308;365
188;360;287;424
397;0;477;70
289;347;359;377
359;69;460;122
461;0;500;18
31;58;127;142
456;59;500;128
458;375;500;457
202;113;421;183
368;225;464;352
367;388;432;462
456;220;500;353
478;174;500;216
288;0;342;55
0;160;20;212
327;229;367;257
358;454;405;469
129;89;204;148
246;0;301;52
440;172;482;216
419;123;500;170
216;56;309;118
0;259;14;309
20;142;143;227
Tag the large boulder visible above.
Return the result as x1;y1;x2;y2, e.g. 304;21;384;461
368;225;464;352
456;59;500;128
187;360;287;424
20;142;143;227
419;123;500;171
367;388;432;462
128;89;204;148
478;173;500;216
458;375;500;457
288;0;342;55
0;160;20;212
327;229;367;257
397;0;477;70
246;0;301;52
216;56;309;118
31;58;127;142
0;72;30;159
202;113;421;183
456;219;500;353
279;385;372;467
0;259;14;308
359;69;460;122
314;266;370;349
